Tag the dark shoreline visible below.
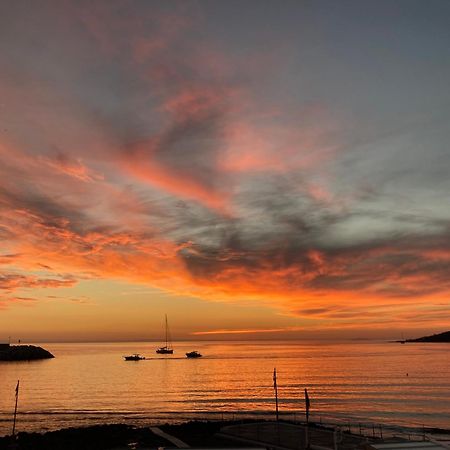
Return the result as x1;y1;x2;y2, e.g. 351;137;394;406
393;330;450;343
0;421;251;450
1;420;450;450
0;421;258;450
0;345;54;361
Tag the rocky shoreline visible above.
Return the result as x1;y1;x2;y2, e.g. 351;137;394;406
0;345;54;361
406;330;450;343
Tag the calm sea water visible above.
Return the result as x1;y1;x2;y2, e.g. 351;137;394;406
1;341;449;435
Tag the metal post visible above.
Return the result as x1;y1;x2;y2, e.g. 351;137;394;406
304;388;310;449
12;380;19;436
273;368;279;422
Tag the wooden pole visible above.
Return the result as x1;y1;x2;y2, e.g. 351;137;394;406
12;380;19;436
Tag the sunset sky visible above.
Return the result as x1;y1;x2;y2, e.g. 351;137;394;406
1;0;449;341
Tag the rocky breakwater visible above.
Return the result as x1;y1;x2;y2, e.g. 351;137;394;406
0;344;54;361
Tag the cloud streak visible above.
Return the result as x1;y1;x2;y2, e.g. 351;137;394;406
191;327;303;335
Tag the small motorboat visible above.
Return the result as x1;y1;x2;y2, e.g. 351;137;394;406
123;354;145;361
186;351;202;358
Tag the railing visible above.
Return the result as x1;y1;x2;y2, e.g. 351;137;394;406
150;410;438;443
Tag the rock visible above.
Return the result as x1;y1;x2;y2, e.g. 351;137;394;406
0;345;54;361
407;331;450;343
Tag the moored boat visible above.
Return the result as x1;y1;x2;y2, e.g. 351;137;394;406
186;351;202;358
123;354;145;361
156;346;173;354
156;314;174;354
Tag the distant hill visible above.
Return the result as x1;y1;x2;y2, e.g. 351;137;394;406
0;344;54;361
407;331;450;343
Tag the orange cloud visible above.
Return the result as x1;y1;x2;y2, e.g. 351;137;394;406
191;327;303;335
2;132;449;331
122;149;230;212
0;273;76;293
120;84;238;212
40;153;104;182
0;296;38;310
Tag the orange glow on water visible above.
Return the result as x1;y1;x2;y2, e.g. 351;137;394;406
1;341;450;435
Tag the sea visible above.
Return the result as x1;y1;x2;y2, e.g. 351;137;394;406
1;340;449;436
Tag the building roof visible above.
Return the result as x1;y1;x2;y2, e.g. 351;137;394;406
370;441;449;450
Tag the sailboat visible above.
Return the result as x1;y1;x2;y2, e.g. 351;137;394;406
156;314;174;354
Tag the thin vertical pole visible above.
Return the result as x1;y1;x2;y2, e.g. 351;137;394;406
273;368;279;422
305;388;310;449
165;314;168;348
12;380;19;436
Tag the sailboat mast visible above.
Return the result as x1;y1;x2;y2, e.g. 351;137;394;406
165;314;168;347
156;314;173;354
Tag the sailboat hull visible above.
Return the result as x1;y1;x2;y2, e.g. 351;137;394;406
156;314;174;354
156;348;173;354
